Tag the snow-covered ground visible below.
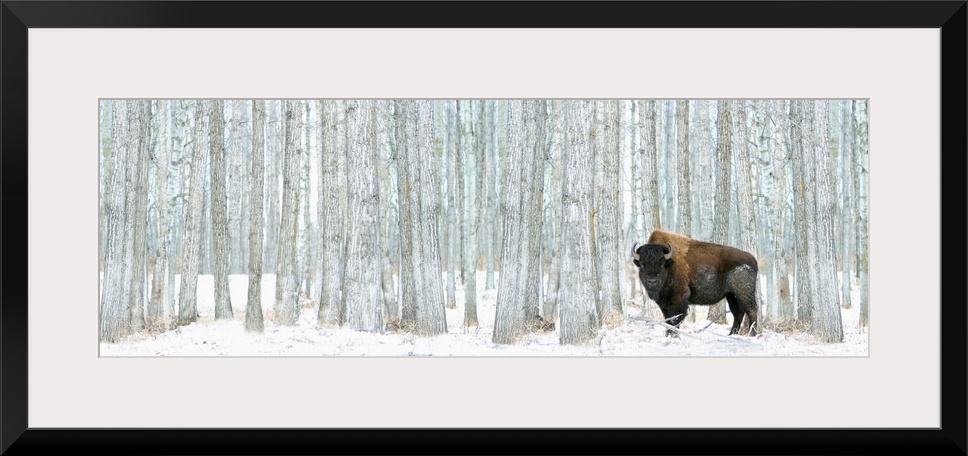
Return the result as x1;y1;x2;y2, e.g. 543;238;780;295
99;272;869;357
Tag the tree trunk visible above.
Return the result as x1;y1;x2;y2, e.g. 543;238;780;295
100;100;133;342
732;100;760;332
772;100;794;321
690;101;711;241
521;102;546;333
200;147;212;276
444;101;459;310
807;100;844;342
230;100;250;276
793;99;845;341
751;100;777;323
127;101;150;332
245;100;266;332
676;100;692;237
396;100;448;334
542;100;564;323
838;101;854;310
399;104;419;329
318;100;348;326
629;101;643;303
274;101;301;326
708;100;733;324
460;100;481;327
854;100;869;327
639;100;661;231
99;103;113;272
492;100;508;283
493;100;545;344
792;100;813;326
451;101;464;311
148;100;169;330
672;100;694;323
342;100;383;332
470;100;487;326
167;101;189;323
558;100;600;345
484;100;499;290
314;101;326;307
492;100;526;344
378;101;400;330
264;102;281;274
303;103;315;299
178;101;208;326
210;100;234;320
594;100;623;327
661;101;677;225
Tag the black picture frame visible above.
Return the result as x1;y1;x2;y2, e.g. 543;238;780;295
2;1;965;455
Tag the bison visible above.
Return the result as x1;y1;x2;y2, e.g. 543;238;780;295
631;229;759;337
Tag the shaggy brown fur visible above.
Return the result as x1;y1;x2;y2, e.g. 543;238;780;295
633;229;759;336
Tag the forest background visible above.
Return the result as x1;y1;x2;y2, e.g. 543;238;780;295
98;99;869;354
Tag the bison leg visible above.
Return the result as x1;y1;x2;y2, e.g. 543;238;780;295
658;301;689;337
726;267;760;336
725;294;745;336
726;293;759;336
743;300;759;336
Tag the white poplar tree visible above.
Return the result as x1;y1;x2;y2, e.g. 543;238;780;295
558;100;599;345
341;100;383;332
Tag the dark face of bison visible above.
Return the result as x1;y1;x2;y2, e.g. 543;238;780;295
632;243;674;299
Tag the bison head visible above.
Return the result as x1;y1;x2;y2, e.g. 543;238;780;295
631;242;674;296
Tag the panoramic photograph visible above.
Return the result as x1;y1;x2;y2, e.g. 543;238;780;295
98;99;869;356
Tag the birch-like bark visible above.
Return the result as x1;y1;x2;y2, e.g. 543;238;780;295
773;101;794;321
342;100;383;332
148;100;170;330
378;101;400;329
753;100;777;322
318;100;348;326
639;100;662;231
462;100;481;327
807;100;844;342
210;100;233;320
708;100;733;324
245;100;266;332
542;100;564;322
397;100;447;334
445;101;459;309
264;102;281;273
791;100;814;325
676;100;692;237
558;100;599;345
484;100;499;290
838;101;854;310
226;101;244;274
100;100;132;342
493;100;545;343
127;101;150;332
99;102;113;272
693;100;716;241
273;101;300;325
854;100;869;327
178;101;208;326
594;100;623;327
733;100;760;331
662;101;677;224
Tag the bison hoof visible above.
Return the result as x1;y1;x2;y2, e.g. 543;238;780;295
665;329;679;338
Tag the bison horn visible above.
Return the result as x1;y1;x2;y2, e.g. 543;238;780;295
631;242;640;261
664;242;674;260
